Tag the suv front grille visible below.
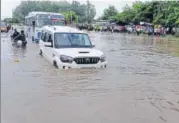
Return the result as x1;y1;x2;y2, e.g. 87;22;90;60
74;57;100;64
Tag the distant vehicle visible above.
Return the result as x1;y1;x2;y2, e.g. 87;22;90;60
39;26;107;69
25;11;65;42
1;21;8;32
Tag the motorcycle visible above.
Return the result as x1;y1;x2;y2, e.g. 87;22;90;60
11;34;27;47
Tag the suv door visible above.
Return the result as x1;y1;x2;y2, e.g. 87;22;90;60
39;30;45;49
43;32;54;63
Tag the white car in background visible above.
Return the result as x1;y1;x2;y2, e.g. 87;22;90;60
39;26;107;69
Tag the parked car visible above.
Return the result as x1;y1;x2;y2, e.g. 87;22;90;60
1;21;7;32
39;26;107;69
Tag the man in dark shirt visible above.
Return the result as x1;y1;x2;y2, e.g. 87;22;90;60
12;29;27;46
20;30;27;46
12;29;20;40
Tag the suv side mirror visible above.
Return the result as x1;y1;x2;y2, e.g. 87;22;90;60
44;42;52;47
92;45;95;48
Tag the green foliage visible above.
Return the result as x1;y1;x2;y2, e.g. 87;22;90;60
88;3;96;23
70;1;96;23
13;1;70;21
101;5;118;20
3;18;19;23
114;1;179;26
176;18;179;25
13;0;96;23
61;11;77;23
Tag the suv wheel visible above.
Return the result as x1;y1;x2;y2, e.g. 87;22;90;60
39;49;43;56
53;61;58;69
32;36;34;42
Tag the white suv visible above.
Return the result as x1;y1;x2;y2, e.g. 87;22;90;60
39;26;107;69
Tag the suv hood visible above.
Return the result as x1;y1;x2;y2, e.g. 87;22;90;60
54;48;103;58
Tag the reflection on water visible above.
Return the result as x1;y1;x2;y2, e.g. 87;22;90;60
1;32;179;123
11;45;27;58
155;38;179;57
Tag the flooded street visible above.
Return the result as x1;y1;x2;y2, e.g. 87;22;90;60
1;32;179;123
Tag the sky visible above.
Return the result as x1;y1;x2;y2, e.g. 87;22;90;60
1;0;140;20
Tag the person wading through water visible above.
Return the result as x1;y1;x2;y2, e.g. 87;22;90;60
12;29;27;46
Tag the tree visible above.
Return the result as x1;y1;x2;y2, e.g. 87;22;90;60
61;11;77;23
70;1;86;23
101;5;118;20
4;18;19;23
114;1;179;27
70;0;96;23
114;5;135;24
13;0;96;23
87;2;96;23
13;1;70;21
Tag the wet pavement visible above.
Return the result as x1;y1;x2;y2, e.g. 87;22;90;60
1;32;179;123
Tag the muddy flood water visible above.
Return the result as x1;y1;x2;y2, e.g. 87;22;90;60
1;32;179;123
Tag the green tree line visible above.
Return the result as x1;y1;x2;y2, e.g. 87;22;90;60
100;1;179;27
11;0;96;23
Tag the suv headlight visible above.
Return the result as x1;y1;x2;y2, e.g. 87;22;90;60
100;55;106;62
60;55;73;63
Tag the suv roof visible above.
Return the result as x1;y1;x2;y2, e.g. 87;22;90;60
42;26;84;34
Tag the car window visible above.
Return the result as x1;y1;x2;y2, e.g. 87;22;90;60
46;33;53;42
45;33;49;42
41;31;45;41
48;34;53;42
43;32;48;42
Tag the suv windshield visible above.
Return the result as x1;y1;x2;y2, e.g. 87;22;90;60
54;33;92;48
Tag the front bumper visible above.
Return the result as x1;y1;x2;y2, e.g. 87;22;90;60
57;60;107;69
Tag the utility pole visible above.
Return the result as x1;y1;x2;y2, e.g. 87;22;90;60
68;9;72;25
70;10;72;24
87;0;90;24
